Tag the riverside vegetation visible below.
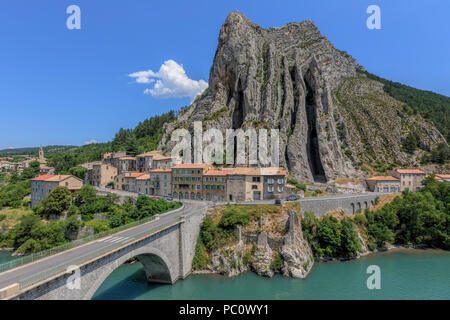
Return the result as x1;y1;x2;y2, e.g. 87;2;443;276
192;176;449;278
0;184;181;255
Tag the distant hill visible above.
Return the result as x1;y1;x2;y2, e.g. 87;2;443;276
0;145;76;157
43;110;178;172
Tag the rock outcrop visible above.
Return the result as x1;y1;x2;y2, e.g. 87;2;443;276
210;241;248;277
280;210;314;278
159;11;446;183
252;232;274;278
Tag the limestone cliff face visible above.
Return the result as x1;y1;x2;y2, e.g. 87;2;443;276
159;11;446;182
280;211;314;278
210;242;248;277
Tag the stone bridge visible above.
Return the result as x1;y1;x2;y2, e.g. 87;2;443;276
298;193;386;215
3;205;205;300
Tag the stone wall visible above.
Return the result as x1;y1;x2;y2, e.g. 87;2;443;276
298;193;384;215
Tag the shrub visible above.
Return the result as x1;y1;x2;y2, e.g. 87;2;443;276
270;252;283;272
84;220;111;233
192;240;210;270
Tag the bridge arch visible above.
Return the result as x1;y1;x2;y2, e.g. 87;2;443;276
84;246;175;300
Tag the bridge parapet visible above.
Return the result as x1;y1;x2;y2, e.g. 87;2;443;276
298;193;386;216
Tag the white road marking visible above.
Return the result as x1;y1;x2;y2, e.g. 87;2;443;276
98;236;112;242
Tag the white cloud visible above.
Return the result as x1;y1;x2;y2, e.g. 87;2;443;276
84;139;98;145
8;147;14;149
129;60;208;100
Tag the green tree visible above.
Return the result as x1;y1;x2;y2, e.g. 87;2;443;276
125;133;139;156
41;186;72;215
20;161;40;180
431;143;450;164
339;218;361;258
74;184;97;207
403;131;419;153
68;166;88;180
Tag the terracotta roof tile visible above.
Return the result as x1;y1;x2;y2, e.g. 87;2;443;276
260;167;287;176
136;174;150;180
172;163;210;169
396;169;425;174
204;170;227;176
366;176;399;181
150;169;172;173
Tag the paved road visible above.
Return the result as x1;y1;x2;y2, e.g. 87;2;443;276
219;192;387;206
0;201;207;290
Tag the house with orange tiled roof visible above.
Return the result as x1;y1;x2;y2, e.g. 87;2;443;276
118;156;137;174
149;169;172;196
136;174;151;195
365;176;400;193
261;167;288;200
30;174;83;207
203;170;227;201
122;172;145;193
435;174;450;182
136;150;162;173
151;154;173;170
390;168;426;192
87;162;117;187
171;163;211;200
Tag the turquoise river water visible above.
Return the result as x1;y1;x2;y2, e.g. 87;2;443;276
1;249;449;299
92;248;450;300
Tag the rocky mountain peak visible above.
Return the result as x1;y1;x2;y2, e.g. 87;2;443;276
159;12;445;183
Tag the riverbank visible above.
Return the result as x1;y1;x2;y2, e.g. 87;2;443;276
93;248;450;300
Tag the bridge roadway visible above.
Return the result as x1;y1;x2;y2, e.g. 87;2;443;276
0;200;207;292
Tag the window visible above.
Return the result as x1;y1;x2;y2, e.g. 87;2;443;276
252;185;258;190
252;177;260;182
277;178;284;184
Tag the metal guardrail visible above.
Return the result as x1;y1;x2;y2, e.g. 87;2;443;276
17;216;182;290
0;204;183;274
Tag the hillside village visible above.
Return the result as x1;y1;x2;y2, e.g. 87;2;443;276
16;148;448;209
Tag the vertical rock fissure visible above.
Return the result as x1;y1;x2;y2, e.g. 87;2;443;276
232;79;245;163
289;66;299;134
304;71;326;182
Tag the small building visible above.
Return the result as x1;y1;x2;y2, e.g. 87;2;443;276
118;157;137;174
435;174;450;183
365;176;400;193
226;167;263;202
79;161;99;170
203;170;227;202
31;175;83;207
171;163;210;200
151;155;173;170
87;162;117;187
102;151;127;171
136;150;163;173
136;174;151;195
40;165;55;175
390;169;426;192
0;161;14;171
149;169;172;196
123;172;145;192
114;171;133;191
261;167;287;200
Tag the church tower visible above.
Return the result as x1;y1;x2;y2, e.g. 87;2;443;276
38;146;46;165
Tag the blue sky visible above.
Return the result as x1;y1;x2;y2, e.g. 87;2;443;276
1;0;449;149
